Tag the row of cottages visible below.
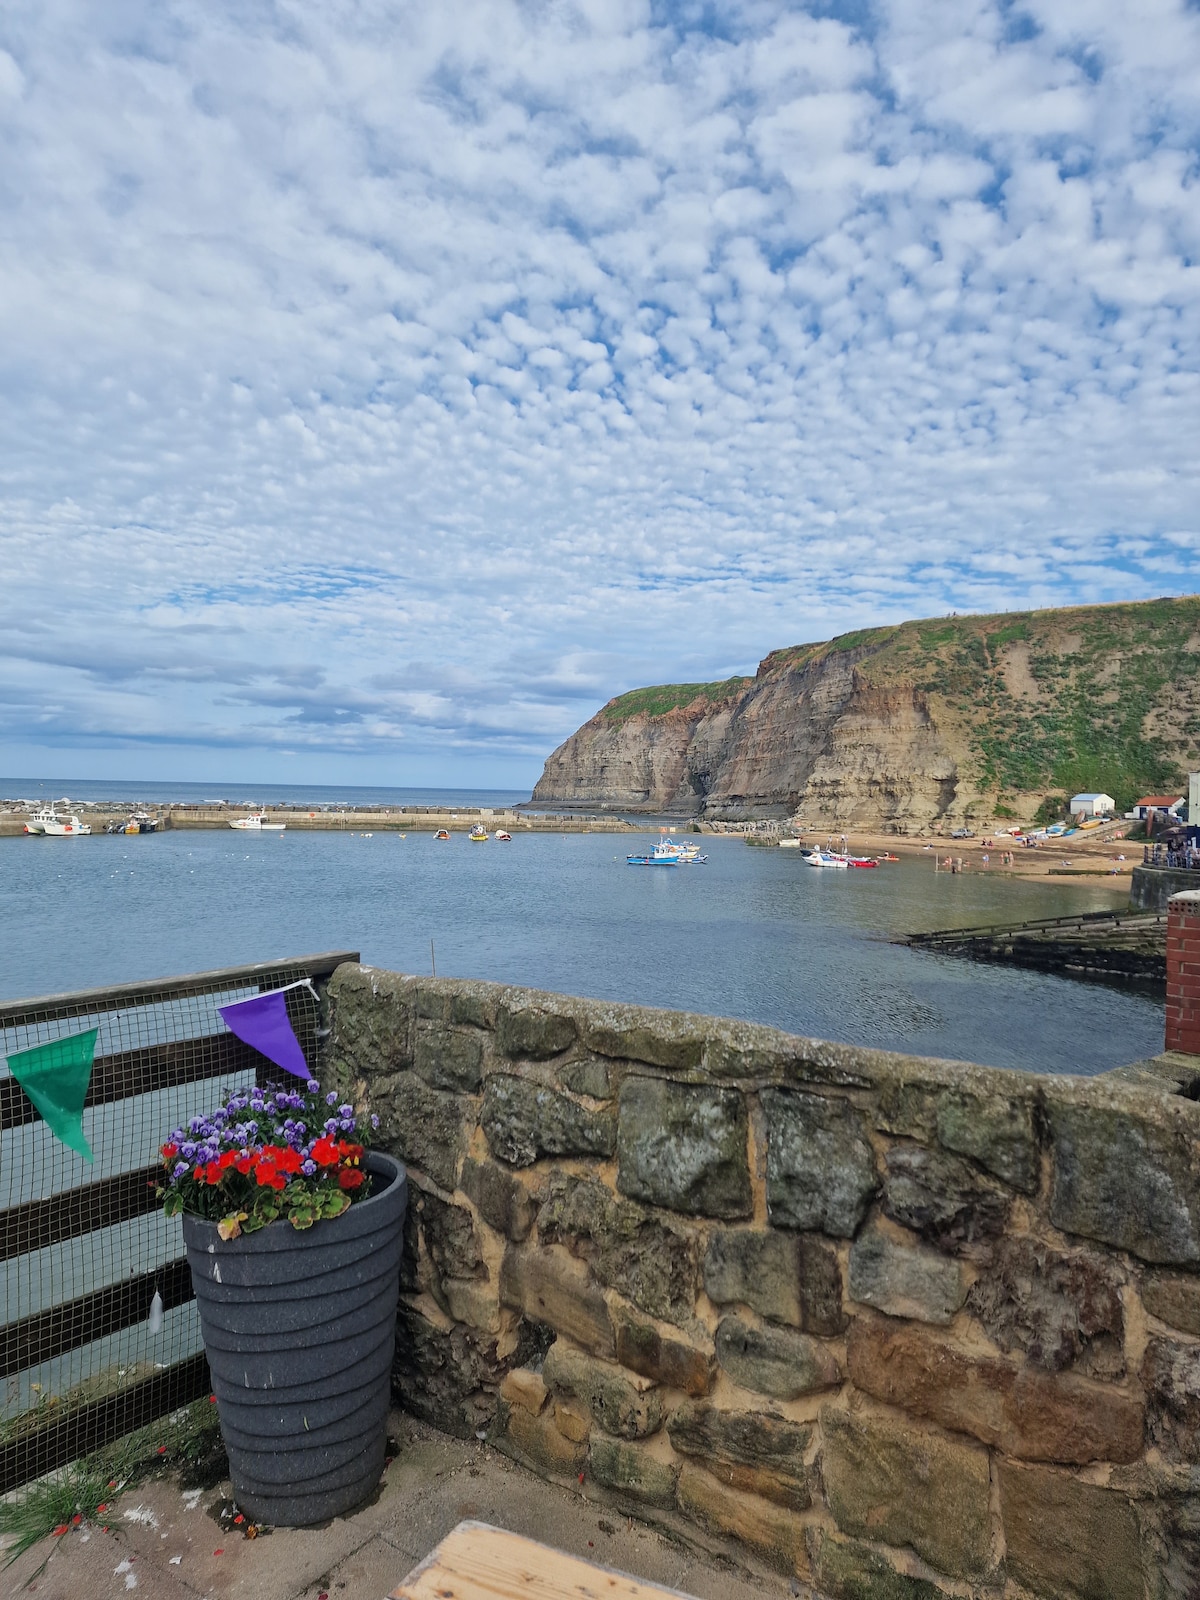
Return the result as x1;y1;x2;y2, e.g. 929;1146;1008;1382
1067;790;1190;822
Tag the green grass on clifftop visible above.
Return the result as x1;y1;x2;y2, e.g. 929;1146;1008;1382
600;677;752;726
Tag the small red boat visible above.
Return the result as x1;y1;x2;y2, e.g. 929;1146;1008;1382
847;856;878;868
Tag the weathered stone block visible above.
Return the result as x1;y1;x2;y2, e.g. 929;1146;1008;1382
936;1089;1039;1194
848;1225;967;1325
460;1156;540;1242
882;1144;1010;1250
617;1079;752;1219
999;1459;1143;1600
418;1190;487;1282
440;1276;501;1332
553;1399;590;1442
448;987;496;1029
714;1314;840;1399
499;1366;547;1415
613;1307;714;1398
676;1462;809;1576
1048;1100;1200;1265
328;963;413;1078
558;1057;612;1099
967;1237;1125;1378
583;1007;705;1070
1143;1335;1200;1461
537;1173;698;1325
847;1316;1144;1464
496;1001;578;1061
373;1071;470;1192
500;1245;615;1358
496;1396;587;1475
1143;1267;1200;1337
587;1436;677;1507
820;1405;991;1579
482;1074;616;1168
808;1531;953;1600
703;1228;846;1334
543;1342;663;1439
412;1023;485;1092
667;1402;811;1508
761;1089;877;1237
394;1297;512;1438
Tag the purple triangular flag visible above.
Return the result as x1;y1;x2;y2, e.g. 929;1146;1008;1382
218;990;310;1080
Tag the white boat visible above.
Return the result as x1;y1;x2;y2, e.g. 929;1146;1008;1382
23;804;57;835
25;804;90;836
494;830;513;841
229;813;286;832
804;849;848;868
469;826;489;842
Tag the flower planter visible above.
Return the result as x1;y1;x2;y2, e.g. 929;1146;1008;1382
182;1150;407;1526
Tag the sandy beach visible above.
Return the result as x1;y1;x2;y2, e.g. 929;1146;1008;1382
802;827;1137;887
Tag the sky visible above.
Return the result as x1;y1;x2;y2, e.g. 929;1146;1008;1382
1;1;1198;791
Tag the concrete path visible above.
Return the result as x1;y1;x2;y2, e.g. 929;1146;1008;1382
1;1415;786;1600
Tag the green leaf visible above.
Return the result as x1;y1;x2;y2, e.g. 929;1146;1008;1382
162;1192;184;1218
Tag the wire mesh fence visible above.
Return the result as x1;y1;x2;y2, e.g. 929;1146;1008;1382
0;951;357;1492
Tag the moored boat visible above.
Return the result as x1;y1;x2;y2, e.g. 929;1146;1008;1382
43;811;91;836
847;856;878;868
469;826;489;842
434;829;451;840
229;813;286;832
495;830;512;841
804;850;849;868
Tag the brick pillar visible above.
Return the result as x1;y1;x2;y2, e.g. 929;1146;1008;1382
1166;891;1200;1055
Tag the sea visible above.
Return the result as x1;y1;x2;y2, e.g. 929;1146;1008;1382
0;784;1162;1077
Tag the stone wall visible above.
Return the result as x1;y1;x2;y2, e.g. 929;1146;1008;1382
326;962;1200;1600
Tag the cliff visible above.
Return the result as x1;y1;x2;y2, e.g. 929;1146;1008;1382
532;596;1200;830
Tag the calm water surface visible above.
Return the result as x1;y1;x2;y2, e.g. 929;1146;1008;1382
0;829;1161;1075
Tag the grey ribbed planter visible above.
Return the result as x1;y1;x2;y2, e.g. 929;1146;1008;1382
183;1151;407;1526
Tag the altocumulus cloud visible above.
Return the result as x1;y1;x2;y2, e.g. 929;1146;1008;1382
0;0;1198;783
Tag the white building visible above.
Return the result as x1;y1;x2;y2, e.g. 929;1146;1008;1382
1069;792;1115;818
1131;795;1184;821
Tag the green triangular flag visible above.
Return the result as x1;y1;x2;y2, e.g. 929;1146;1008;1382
6;1029;98;1162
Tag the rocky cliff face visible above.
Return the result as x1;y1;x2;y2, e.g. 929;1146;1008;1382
532;597;1200;831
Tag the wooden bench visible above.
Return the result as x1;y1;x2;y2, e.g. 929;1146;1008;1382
390;1519;701;1600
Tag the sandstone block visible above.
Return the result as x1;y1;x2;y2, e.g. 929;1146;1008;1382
1143;1335;1200;1461
553;1399;590;1442
846;1316;1144;1465
967;1236;1125;1378
820;1405;991;1578
936;1089;1039;1194
440;1277;501;1332
703;1228;846;1334
587;1436;677;1507
613;1307;714;1397
497;1397;587;1475
537;1172;698;1325
761;1088;877;1237
413;1022;485;1092
715;1314;840;1399
419;1190;487;1282
500;1246;615;1358
558;1057;612;1099
373;1071;470;1192
667;1402;811;1508
1048;1100;1200;1265
499;1366;547;1415
460;1156;540;1242
617;1079;752;1219
675;1462;809;1576
848;1224;967;1325
808;1531;952;1600
882;1144;1010;1250
543;1342;663;1439
394;1297;508;1438
1143;1267;1200;1336
482;1074;616;1167
998;1459;1143;1600
496;1000;578;1060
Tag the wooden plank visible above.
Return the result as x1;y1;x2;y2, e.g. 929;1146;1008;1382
0;1257;193;1378
0;1350;211;1495
0;1164;161;1263
389;1521;701;1600
0;951;359;1027
0;1031;261;1131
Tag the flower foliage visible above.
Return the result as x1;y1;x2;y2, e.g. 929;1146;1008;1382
159;1080;381;1238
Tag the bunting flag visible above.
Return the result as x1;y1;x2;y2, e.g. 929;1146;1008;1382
6;1028;98;1162
218;989;311;1080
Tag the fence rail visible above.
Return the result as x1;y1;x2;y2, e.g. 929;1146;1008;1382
0;951;357;1493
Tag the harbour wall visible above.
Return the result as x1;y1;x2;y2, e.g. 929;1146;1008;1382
326;961;1200;1600
1131;864;1200;913
0;807;636;836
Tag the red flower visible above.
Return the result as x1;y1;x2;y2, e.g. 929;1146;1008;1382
161;1143;178;1159
337;1167;365;1190
204;1162;223;1185
310;1136;339;1167
218;1150;238;1169
234;1151;258;1175
254;1161;280;1187
337;1140;364;1162
275;1146;303;1173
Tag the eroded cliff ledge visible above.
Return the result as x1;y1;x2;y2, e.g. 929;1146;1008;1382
532;596;1200;831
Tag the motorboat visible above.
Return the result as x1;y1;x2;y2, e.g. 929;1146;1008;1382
229;813;286;831
116;812;162;834
847;856;878;868
651;834;707;863
627;849;679;866
495;830;513;841
469;826;489;842
434;829;451;840
25;803;90;835
804;850;848;868
23;804;58;835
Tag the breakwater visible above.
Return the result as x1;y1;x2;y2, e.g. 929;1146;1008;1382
0;804;635;836
328;960;1200;1598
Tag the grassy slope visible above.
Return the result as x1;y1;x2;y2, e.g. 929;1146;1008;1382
602;597;1200;811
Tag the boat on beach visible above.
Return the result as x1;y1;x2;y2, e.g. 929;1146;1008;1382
229;814;286;832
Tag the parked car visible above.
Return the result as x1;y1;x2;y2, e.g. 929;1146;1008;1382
950;828;975;839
